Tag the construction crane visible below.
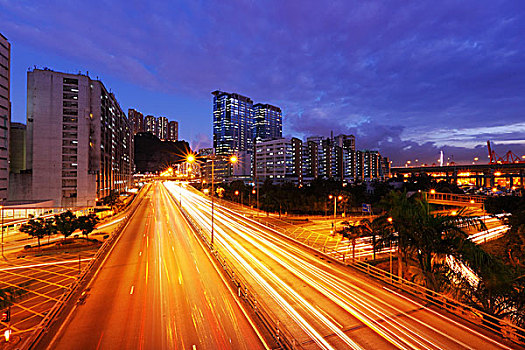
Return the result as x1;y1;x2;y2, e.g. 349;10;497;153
487;140;525;164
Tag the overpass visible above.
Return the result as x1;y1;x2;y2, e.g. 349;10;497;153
424;191;485;209
392;163;525;189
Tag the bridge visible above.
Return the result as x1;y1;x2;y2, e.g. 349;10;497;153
392;163;525;189
424;191;485;209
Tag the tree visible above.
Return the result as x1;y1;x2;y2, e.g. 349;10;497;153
379;190;485;289
76;213;99;239
102;190;124;212
379;190;415;279
54;211;78;241
0;284;29;310
337;221;363;262
351;216;394;261
19;218;48;247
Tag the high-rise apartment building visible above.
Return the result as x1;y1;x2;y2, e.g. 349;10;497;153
144;115;156;135
302;139;319;182
253;103;282;142
139;113;178;141
212;90;254;156
129;108;144;134
157;116;168;140
168;121;178;141
0;33;10;202
22;69;133;206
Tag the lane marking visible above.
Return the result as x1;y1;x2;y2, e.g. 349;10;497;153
0;258;93;271
130;285;134;295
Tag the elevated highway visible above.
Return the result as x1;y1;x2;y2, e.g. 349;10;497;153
392;163;525;189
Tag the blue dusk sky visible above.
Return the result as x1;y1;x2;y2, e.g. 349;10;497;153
1;0;525;166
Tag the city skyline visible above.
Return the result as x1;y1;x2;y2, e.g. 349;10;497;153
1;1;525;166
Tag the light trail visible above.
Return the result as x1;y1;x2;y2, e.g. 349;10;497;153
165;182;512;349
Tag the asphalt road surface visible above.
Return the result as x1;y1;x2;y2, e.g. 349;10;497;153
46;183;268;350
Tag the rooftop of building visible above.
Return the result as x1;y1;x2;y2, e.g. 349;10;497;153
254;103;282;112
212;90;253;104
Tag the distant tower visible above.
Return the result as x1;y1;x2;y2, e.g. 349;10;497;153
253;103;282;141
212;90;254;155
439;150;444;167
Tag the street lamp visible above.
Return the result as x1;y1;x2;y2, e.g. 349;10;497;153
179;154;197;206
328;195;343;234
210;154;238;247
387;217;393;278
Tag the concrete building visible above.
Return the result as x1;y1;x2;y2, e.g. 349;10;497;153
128;108;144;134
253;103;282;142
254;138;303;185
168;120;178;141
17;69;133;206
9;122;25;174
0;33;10;202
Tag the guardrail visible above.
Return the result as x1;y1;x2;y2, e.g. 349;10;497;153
350;260;525;346
167;189;305;350
204;191;525;348
22;185;148;350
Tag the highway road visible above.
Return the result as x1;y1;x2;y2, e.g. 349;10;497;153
167;181;518;350
45;182;269;350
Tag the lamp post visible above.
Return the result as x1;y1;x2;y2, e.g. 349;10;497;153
387;217;393;279
328;195;343;234
210;154;237;247
181;154;197;208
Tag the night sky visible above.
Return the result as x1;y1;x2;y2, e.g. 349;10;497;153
2;0;525;166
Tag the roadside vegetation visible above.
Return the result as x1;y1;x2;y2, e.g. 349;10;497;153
20;211;100;247
200;176;525;328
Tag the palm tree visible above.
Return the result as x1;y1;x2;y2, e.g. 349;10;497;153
409;202;486;291
337;221;362;262
379;190;416;279
352;216;394;261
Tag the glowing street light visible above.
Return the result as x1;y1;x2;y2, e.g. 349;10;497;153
328;194;343;234
186;154;196;163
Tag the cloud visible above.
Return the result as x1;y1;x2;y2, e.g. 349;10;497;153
1;0;525;165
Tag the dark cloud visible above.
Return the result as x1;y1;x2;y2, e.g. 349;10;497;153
1;0;525;164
